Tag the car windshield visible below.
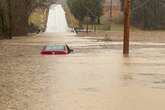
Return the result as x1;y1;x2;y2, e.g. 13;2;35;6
45;45;65;51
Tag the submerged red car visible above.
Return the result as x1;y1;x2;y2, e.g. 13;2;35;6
41;44;73;55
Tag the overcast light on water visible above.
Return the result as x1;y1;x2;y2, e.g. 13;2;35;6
46;4;69;33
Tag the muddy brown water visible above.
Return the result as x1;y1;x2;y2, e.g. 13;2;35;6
0;33;165;110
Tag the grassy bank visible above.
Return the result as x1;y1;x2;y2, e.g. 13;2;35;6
82;23;140;32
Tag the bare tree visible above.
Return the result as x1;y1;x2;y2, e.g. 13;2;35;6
0;0;57;37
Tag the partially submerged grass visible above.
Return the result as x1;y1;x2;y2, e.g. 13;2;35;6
82;23;140;32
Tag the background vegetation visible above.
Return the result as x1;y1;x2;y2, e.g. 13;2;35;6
0;0;56;39
67;0;103;27
120;0;165;30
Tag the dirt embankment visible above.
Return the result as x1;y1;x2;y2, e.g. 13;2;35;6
78;31;165;43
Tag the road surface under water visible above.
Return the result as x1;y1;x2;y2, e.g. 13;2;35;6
0;33;165;110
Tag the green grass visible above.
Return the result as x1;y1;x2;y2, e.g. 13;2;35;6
109;23;140;32
82;23;140;32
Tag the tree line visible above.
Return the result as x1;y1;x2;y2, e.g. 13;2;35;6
120;0;165;30
67;0;103;27
0;0;56;39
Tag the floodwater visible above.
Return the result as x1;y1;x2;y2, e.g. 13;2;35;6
0;33;165;110
46;4;69;32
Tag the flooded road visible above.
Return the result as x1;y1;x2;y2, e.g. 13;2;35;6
0;33;165;110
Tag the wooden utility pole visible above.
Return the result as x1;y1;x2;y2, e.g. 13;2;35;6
123;0;131;55
7;0;12;39
109;0;113;30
